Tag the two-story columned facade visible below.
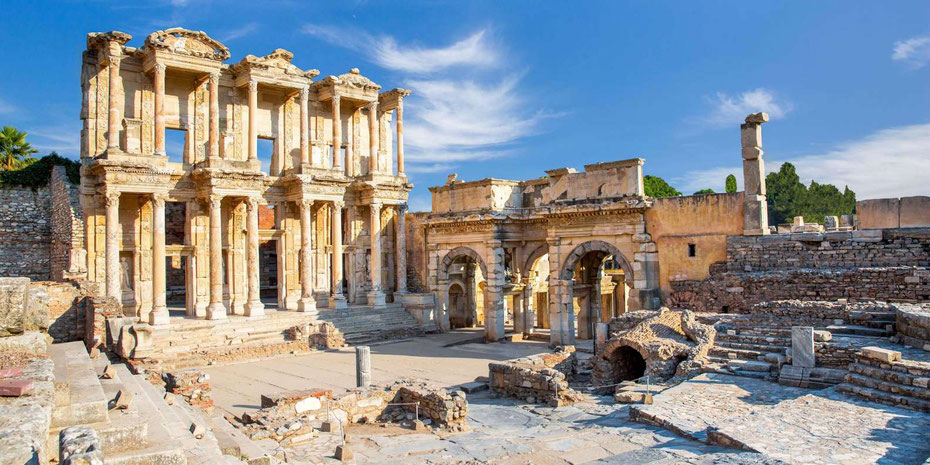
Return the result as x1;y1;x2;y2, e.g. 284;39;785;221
80;28;411;327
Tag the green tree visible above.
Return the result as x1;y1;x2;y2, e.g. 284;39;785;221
694;188;715;195
644;175;682;198
0;153;80;188
725;174;737;193
0;126;39;170
764;162;856;224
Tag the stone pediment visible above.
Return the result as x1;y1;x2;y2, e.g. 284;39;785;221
144;28;230;62
318;68;381;92
231;49;319;79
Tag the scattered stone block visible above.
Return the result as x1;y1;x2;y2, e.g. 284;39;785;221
163;392;175;405
813;330;832;342
335;444;353;461
100;364;116;380
320;421;334;433
112;390;132;410
0;367;23;378
860;346;901;363
459;381;488;394
190;422;206;439
60;426;103;465
0;379;34;397
791;326;815;368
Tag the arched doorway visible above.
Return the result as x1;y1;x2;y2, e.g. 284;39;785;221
612;345;646;382
439;247;489;335
522;247;550;334
558;241;634;341
448;282;468;328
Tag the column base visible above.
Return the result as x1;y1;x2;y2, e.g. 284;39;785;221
149;307;170;326
284;295;300;311
206;302;227;320
298;296;318;315
367;291;386;307
329;294;347;309
245;300;265;318
193;302;208;319
231;300;246;316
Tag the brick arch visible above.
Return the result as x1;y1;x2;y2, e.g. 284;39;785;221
558;240;634;282
439;246;488;281
522;243;549;277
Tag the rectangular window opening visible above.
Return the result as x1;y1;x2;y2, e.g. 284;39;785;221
257;137;274;175
165;128;187;164
687;243;696;257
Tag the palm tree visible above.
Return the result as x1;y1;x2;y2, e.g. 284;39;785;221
0;126;39;170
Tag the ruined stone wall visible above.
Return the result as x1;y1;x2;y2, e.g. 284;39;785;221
488;349;580;406
49;166;85;281
670;229;930;313
858;196;930;229
896;304;930;350
0;187;51;280
405;212;430;293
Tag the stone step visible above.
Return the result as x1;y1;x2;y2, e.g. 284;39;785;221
715;340;789;354
49;342;109;428
826;324;893;337
849;362;930;394
844;371;930;401
206;414;277;464
854;354;930;377
709;346;766;361
837;383;930;413
716;333;790;346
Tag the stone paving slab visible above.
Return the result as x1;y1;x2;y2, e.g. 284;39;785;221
631;373;930;465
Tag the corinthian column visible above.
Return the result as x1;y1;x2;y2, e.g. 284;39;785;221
329;201;347;308
395;101;404;175
395;205;407;294
244;197;265;317
298;199;317;314
153;63;166;156
248;80;258;162
331;95;342;171
107;55;122;150
299;87;310;170
367;202;386;306
368;102;379;174
207;195;227;319
150;194;169;325
105;192;121;302
209;72;220;159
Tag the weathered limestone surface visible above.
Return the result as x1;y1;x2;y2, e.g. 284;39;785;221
489;348;581;406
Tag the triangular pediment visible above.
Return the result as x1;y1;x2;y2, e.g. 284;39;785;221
144;28;230;62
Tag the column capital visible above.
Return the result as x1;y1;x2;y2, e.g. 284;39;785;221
332;94;341;105
153;62;166;74
299;86;310;100
368;101;379;112
209;194;223;208
333;200;345;209
396;203;408;214
208;71;220;85
299;198;315;210
246;196;261;210
104;191;120;206
248;80;258;92
369;201;382;211
151;193;168;207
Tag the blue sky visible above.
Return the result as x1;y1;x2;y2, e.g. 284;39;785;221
2;1;929;211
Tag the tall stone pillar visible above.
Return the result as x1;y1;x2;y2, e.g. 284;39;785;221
513;291;524;335
523;281;536;336
742;112;770;236
368;102;379;174
394;205;407;294
367;203;386;306
329;201;347;308
105;192;121;302
299;87;310;170
150;194;169;325
209;72;220;159
331;95;342;172
153;63;166;156
485;242;506;342
346;110;354;176
245;197;265;317
299;199;317;314
107;55;122;150
395;102;404;175
248;80;258;162
207;195;227;320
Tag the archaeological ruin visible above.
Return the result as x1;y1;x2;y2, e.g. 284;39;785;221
1;26;930;465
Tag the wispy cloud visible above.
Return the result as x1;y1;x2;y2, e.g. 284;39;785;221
675;123;930;200
303;24;553;173
303;25;498;74
892;36;930;69
221;23;258;42
0;97;15;114
701;88;792;128
27;124;80;156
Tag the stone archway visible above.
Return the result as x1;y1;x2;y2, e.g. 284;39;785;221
518;244;549;335
556;240;635;343
448;282;468;328
439;246;488;281
437;246;489;334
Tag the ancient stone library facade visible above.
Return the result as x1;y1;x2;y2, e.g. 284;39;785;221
78;29;411;327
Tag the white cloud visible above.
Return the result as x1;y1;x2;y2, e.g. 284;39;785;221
702;88;792;128
28;125;80;156
676;123;930;200
303;25;498;74
303;24;554;174
892;36;930;69
221;23;258;42
407;194;432;213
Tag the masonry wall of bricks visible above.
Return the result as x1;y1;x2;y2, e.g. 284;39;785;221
489;350;580;406
0;188;52;280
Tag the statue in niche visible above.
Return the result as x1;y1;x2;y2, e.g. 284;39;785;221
120;256;134;291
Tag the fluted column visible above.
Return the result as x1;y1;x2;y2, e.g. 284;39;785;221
299;87;310;170
245;197;265;317
345;111;354;176
107;55;122;150
394;205;407;294
331;95;342;171
367;202;385;306
298;199;317;313
395;101;404;175
209;72;220;158
207;195;227;319
153;63;166;156
368;102;379;174
105;192;121;301
248;80;258;162
329;201;347;308
150;194;169;325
